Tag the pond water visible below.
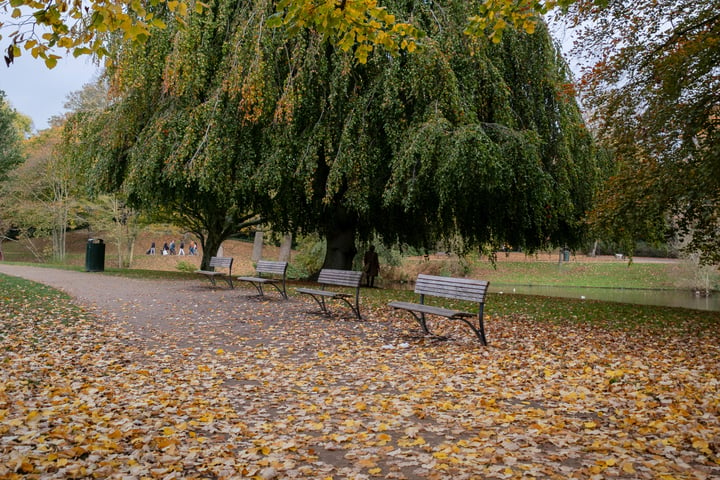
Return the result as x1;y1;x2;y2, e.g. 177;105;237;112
490;284;720;312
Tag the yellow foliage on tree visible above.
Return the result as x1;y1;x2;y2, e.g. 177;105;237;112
0;0;202;67
0;0;576;67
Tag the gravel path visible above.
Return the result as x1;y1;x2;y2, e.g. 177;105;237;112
0;263;390;353
0;264;318;350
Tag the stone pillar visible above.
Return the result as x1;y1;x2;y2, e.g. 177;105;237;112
279;234;292;262
251;230;264;262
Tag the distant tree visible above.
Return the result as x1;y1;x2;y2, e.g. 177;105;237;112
63;76;109;114
0;79;110;262
0;90;28;260
0;91;27;181
569;0;720;263
0;126;80;261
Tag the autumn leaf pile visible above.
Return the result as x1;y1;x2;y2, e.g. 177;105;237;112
1;278;719;479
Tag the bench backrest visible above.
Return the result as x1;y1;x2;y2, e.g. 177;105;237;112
209;256;233;270
415;274;489;303
317;269;363;288
255;260;288;277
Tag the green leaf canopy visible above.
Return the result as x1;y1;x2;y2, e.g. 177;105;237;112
86;0;604;268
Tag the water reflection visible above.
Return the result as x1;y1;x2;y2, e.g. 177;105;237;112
490;284;720;312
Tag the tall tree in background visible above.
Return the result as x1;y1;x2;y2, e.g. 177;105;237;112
0;126;83;261
568;0;720;262
59;78;145;268
0;91;27;181
86;0;603;270
0;90;29;260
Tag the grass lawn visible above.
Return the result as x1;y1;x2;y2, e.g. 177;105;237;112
472;261;683;289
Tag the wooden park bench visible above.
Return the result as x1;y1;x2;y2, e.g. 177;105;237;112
388;274;490;345
296;269;363;320
195;256;234;289
236;260;289;299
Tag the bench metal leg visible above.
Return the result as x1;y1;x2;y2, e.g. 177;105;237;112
269;282;288;300
243;281;287;300
455;316;488;346
405;311;431;335
305;294;330;315
335;297;362;320
243;282;265;297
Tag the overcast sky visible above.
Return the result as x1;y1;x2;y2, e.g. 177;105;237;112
0;53;100;132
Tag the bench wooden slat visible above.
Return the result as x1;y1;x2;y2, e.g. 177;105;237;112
196;256;234;289
388;301;474;319
389;274;489;344
317;269;364;287
209;257;233;268
415;274;489;302
255;260;288;275
236;260;288;299
296;288;351;299
297;269;363;319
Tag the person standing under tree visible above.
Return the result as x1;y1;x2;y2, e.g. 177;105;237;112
363;245;380;288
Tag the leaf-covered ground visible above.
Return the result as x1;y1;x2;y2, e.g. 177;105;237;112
0;270;718;479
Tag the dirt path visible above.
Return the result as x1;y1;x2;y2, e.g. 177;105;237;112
0;264;385;352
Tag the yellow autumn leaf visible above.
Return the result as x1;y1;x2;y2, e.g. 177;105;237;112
621;462;636;474
692;438;710;453
357;458;376;468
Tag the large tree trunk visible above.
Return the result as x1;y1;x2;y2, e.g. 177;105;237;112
201;232;225;271
322;225;357;271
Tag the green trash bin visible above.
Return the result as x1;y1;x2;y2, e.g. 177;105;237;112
85;239;105;272
562;248;570;262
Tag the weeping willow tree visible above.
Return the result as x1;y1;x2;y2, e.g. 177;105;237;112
258;0;604;267
82;0;604;270
76;0;269;269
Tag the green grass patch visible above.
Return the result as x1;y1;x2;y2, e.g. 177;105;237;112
1;262;198;280
360;286;720;337
469;261;688;289
0;274;75;313
0;274;88;344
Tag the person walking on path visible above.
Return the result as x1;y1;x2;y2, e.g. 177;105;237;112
363;245;380;288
